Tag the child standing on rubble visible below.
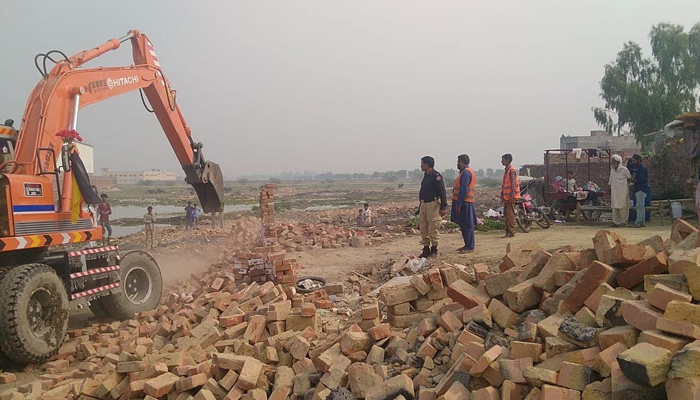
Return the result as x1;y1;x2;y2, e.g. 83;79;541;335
356;209;364;227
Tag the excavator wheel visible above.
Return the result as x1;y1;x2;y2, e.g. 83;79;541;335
105;251;162;320
0;264;69;363
88;297;112;319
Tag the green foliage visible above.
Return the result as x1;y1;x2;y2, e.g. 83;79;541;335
444;221;459;229
268;177;282;184
405;216;420;228
475;219;505;232
593;22;700;147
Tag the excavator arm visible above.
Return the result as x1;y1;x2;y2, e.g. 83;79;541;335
12;30;224;213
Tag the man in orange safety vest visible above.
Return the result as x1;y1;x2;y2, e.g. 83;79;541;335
451;154;477;252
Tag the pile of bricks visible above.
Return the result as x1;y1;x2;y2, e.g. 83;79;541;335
232;244;300;287
379;267;471;331
360;218;700;400
274;222;372;251
7;215;700;400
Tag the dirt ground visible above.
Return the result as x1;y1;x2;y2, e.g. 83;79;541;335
295;219;677;285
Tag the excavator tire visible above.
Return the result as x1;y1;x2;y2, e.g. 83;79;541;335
105;251;162;320
88;297;112;319
0;264;69;363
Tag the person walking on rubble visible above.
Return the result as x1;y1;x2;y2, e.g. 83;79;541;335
451;154;477;253
500;154;520;238
609;154;632;227
143;206;156;250
418;156;447;258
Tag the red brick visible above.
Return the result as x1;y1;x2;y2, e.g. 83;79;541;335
472;386;501;400
533;252;577;293
665;378;700;400
367;323;391;341
442;381;469;400
605;244;647;266
621;300;663;331
301;302;317;317
649;283;693;311
236;357;263;390
671;218;698;243
583;283;613;313
639;330;692;352
427;268;444;290
592;342;628;378
505;278;541;313
176;373;208;391
447;280;490;309
557;361;594;391
143;372;180;398
657;317;700;339
541;386;579;400
510;341;542;361
364;374;414;400
518;250;552;282
438;311;463;333
470;345;502;376
379;282;418;306
563;261;615;312
616;252;668;289
499;358;532;383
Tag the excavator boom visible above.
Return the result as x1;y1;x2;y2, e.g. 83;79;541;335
11;30;224;216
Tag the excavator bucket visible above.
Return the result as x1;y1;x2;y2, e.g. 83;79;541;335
192;161;225;214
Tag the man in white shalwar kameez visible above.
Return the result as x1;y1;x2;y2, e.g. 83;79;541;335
609;154;632;227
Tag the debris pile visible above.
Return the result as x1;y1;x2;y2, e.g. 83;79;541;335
356;218;700;400
5;213;700;400
273;222;369;251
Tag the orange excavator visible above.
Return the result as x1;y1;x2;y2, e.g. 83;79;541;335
0;30;224;363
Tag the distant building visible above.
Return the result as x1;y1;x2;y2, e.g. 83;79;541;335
560;130;640;154
101;168;177;185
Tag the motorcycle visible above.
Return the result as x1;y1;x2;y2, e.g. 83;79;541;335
515;190;551;233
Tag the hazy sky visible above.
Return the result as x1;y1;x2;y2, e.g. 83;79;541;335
2;1;698;177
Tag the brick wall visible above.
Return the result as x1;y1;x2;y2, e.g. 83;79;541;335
520;152;613;194
647;139;695;199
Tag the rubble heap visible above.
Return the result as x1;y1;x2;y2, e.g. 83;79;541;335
274;222;372;251
232;186;300;286
4;218;700;400
363;218;700;400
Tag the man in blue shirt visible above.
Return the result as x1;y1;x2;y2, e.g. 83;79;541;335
630;154;648;227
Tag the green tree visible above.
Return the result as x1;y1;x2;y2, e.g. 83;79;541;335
443;168;457;181
476;169;485;178
593;23;700;147
411;168;423;180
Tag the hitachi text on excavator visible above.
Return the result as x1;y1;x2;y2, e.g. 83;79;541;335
0;30;225;363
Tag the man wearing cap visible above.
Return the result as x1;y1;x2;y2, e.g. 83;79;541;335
418;156;447;258
609;154;632;227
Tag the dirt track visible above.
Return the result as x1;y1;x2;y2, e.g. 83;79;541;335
295;219;676;284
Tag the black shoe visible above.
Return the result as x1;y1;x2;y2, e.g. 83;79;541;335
430;246;438;257
419;246;431;258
